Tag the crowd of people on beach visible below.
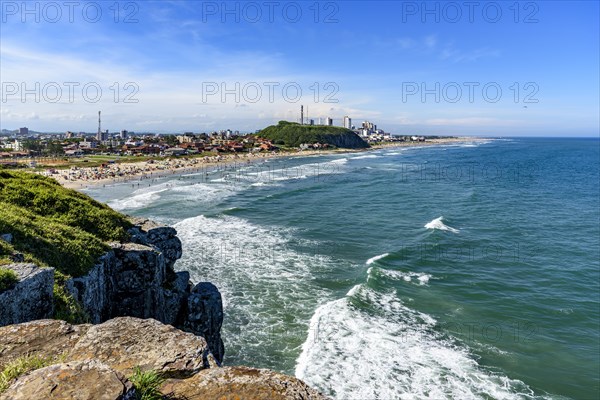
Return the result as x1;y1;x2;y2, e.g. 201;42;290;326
39;139;471;189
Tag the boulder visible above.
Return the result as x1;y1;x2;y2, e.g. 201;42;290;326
0;264;54;327
161;366;329;400
69;317;209;377
0;360;130;400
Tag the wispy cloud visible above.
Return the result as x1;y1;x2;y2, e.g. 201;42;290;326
440;46;501;63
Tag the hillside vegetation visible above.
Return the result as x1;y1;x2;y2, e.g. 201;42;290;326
258;121;369;148
0;170;132;277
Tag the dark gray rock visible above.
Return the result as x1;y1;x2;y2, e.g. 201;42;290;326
162;271;191;326
63;220;224;363
110;242;167;321
0;264;54;326
184;282;225;364
128;218;183;269
9;253;24;262
66;252;116;323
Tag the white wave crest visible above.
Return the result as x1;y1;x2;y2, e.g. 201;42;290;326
108;187;168;210
425;216;460;233
366;253;389;265
296;285;543;400
369;267;433;286
173;215;335;368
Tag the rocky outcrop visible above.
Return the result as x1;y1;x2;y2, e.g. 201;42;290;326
64;219;224;363
162;366;328;400
69;318;210;377
0;263;54;326
0;317;328;400
0;220;224;362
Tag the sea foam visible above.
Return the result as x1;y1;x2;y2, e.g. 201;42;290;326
296;285;545;400
173;214;336;370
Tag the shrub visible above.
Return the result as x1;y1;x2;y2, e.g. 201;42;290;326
53;278;90;324
0;267;18;292
0;354;55;393
129;367;165;400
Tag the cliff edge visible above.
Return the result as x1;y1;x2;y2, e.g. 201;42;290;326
0;317;327;400
1;218;224;364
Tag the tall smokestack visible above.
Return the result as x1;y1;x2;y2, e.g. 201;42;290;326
300;105;304;125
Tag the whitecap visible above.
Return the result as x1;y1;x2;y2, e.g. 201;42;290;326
351;154;381;160
107;187;169;210
369;267;433;286
425;216;460;233
366;253;389;265
173;215;336;368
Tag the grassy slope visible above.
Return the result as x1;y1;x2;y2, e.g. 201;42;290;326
258;121;369;148
0;170;132;277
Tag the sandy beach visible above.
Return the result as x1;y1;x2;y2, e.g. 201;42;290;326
43;137;485;190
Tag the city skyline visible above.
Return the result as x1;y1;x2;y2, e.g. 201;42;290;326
1;1;598;136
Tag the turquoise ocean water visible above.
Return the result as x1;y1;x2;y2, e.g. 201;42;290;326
85;138;600;399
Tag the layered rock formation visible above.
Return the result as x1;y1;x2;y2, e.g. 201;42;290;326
0;317;327;400
0;263;54;325
0;219;224;363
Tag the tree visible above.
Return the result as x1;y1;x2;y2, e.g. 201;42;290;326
45;142;65;156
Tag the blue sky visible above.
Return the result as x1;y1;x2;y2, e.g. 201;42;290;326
0;0;598;136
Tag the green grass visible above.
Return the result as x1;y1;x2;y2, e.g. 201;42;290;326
0;267;18;293
0;354;56;393
129;367;165;400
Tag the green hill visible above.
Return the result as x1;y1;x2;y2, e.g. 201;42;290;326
257;121;369;149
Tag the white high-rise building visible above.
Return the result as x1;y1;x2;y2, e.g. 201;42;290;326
326;117;333;126
343;116;352;129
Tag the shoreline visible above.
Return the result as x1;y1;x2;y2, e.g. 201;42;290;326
42;137;488;190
